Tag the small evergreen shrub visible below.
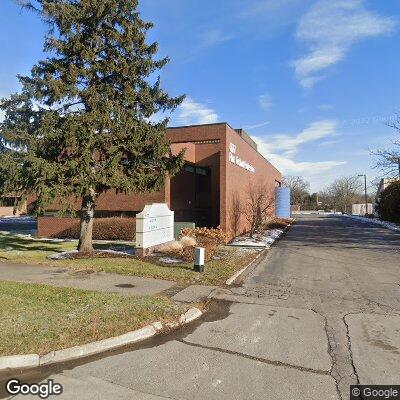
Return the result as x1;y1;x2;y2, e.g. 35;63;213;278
378;181;400;223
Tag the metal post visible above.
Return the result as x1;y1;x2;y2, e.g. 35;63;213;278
364;175;368;216
358;174;368;216
194;247;205;272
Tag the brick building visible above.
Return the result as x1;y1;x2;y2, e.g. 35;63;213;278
37;123;282;239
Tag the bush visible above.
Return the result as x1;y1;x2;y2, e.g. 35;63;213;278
265;217;294;230
156;240;184;254
179;227;228;261
55;217;136;240
179;235;197;247
378;181;400;223
180;227;228;244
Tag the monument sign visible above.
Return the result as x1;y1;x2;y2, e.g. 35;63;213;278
136;203;174;255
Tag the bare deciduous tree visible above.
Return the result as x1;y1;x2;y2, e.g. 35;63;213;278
243;181;274;238
371;117;400;178
321;176;363;213
229;191;242;238
283;176;310;207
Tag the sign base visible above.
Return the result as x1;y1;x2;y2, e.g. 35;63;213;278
194;264;204;273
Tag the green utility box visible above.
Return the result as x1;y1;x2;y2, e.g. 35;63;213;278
174;222;195;239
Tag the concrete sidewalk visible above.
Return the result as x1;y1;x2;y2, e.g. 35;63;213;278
0;262;175;296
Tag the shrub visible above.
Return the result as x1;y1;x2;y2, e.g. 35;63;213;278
180;227;228;245
265;217;294;230
55;217;136;241
378;181;400;223
156;240;183;255
179;235;197;247
179;227;228;261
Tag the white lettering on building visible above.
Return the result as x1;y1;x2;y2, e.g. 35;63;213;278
228;142;255;173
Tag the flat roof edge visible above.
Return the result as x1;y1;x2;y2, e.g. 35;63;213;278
168;122;234;130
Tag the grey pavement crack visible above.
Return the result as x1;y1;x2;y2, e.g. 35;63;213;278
342;314;360;386
177;339;331;377
311;309;342;400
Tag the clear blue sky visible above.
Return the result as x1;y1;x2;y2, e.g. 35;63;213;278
1;0;399;192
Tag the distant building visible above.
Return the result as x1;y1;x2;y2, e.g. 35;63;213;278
0;195;27;217
352;203;373;216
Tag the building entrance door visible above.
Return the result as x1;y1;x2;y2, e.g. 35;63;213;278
170;165;213;227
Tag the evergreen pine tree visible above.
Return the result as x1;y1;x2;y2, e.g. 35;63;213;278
0;0;185;252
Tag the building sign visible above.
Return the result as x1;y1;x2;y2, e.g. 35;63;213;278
228;143;255;173
136;203;174;249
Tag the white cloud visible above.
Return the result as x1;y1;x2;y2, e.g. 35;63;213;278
270;120;338;157
293;0;397;87
176;97;219;125
259;94;272;111
252;120;346;174
318;140;340;147
243;121;270;130
198;29;234;48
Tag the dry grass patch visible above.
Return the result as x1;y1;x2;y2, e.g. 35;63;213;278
0;281;187;357
0;232;263;287
56;246;262;286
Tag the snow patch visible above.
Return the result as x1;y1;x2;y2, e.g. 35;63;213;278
292;211;341;215
0;216;36;223
48;250;78;260
229;229;285;248
343;215;400;232
48;249;134;260
158;257;182;264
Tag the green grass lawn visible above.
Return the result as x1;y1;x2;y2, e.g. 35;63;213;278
0;232;77;263
0;232;261;286
57;247;260;286
0;280;187;356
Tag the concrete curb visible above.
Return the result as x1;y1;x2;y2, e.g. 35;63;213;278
0;308;202;372
225;250;266;286
0;354;40;370
225;222;294;286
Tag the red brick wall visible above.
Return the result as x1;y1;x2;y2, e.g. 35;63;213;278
167;123;226;143
42;188;166;213
171;142;196;163
35;124;282;239
223;125;282;239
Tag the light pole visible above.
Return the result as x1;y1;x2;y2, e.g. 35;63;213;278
358;174;368;216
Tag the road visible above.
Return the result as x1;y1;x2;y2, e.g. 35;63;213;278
3;214;400;400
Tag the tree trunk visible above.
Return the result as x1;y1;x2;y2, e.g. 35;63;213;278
78;192;95;253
